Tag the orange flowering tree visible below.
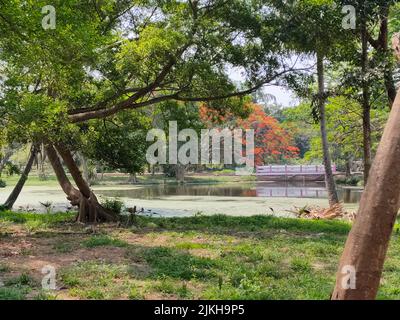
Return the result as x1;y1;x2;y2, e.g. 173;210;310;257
200;103;299;165
238;104;299;165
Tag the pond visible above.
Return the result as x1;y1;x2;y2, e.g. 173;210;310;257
99;182;362;204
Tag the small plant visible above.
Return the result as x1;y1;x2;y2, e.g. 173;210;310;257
0;287;26;300
34;291;58;300
291;258;312;272
128;286;144;300
24;220;47;234
0;179;6;188
5;273;34;287
101;198;124;215
177;282;191;298
39;201;53;214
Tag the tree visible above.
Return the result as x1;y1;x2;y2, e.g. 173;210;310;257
0;1;301;222
332;90;400;300
331;32;400;301
367;1;398;107
282;103;315;159
353;1;397;183
2;145;37;210
330;1;398;183
237;104;299;165
266;0;353;206
292;97;388;176
155;101;205;182
82;110;151;180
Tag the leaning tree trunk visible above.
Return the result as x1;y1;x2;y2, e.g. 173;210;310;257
2;145;37;210
331;89;400;300
317;52;339;206
55;144;117;223
45;144;81;206
46;144;117;223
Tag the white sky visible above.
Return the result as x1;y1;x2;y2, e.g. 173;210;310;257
228;68;300;108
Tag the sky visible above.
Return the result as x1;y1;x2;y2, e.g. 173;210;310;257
228;56;312;108
262;85;299;107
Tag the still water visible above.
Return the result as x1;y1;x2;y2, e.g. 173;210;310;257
99;182;362;204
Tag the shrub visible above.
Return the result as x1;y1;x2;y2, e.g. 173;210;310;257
0;179;6;188
4;162;20;176
101;198;124;215
335;176;361;186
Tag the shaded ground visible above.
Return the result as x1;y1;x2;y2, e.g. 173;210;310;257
1;211;400;300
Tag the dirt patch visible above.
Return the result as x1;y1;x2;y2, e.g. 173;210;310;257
0;226;135;286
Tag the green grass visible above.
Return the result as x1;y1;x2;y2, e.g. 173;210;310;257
0;274;36;300
53;241;75;253
51;215;353;299
5;273;35;287
82;235;128;248
133;214;351;235
0;210;75;225
0;287;27;300
2;174;60;187
3;210;400;299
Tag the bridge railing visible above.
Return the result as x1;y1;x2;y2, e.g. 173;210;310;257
256;164;336;176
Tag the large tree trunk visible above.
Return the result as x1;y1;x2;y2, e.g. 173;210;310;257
2;145;37;210
45;144;81;206
317;52;339;206
361;17;372;184
46;144;117;223
331;90;400;300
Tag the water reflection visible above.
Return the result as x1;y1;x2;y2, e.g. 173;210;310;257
99;182;362;204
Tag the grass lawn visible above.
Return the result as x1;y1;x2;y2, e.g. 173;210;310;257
1;211;400;300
